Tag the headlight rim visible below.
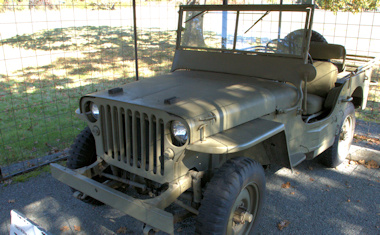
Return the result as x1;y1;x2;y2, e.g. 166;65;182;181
90;102;99;120
84;101;99;123
170;120;189;146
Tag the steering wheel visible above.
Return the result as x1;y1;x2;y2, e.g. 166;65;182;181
264;41;276;53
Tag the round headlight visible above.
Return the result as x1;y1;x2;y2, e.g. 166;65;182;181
171;121;188;146
90;102;99;120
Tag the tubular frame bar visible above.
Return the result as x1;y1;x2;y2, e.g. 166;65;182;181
180;4;315;12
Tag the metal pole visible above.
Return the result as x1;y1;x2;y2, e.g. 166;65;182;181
222;0;228;49
278;0;283;40
132;0;139;81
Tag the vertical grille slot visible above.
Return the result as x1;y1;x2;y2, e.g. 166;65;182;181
132;111;139;167
140;113;145;170
112;106;120;160
149;116;156;173
126;109;133;166
151;116;158;174
100;105;166;177
160;120;165;175
104;105;114;157
100;105;107;155
155;118;161;175
119;108;126;163
142;114;149;171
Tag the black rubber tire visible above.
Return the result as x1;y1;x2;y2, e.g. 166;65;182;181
310;30;328;43
67;126;103;205
319;103;356;167
195;157;266;235
285;29;328;44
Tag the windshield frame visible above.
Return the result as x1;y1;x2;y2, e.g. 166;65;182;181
177;4;315;63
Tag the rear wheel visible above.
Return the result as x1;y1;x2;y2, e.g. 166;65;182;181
319;103;356;167
195;157;265;235
67;126;103;205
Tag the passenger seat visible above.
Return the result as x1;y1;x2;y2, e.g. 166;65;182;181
305;42;346;115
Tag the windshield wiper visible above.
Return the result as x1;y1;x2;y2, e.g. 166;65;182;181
244;11;270;34
184;11;207;23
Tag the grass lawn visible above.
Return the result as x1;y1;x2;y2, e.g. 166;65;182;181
0;25;176;166
0;16;379;169
355;64;380;123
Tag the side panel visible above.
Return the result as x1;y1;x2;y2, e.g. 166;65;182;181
350;67;373;109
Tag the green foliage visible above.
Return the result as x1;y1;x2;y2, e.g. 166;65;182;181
316;0;380;13
1;0;28;12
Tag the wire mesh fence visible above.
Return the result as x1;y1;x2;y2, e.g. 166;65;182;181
0;0;379;179
313;10;380;123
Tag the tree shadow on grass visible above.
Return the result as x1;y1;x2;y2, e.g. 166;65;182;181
0;25;176;168
1;25;175;64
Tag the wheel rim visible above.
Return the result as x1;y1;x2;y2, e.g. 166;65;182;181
227;182;259;235
338;115;354;160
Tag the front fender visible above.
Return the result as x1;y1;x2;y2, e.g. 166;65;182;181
186;118;285;154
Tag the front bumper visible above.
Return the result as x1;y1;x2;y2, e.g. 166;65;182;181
50;163;191;234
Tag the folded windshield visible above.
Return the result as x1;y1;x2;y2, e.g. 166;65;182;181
179;6;310;57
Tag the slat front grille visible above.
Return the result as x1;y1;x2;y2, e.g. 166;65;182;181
100;105;165;176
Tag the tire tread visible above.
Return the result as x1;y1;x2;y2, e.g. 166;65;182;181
195;157;265;234
66;127;102;205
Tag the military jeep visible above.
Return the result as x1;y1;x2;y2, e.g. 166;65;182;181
51;4;378;234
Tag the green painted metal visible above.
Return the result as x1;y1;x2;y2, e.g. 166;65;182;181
186;118;285;154
50;163;190;234
51;4;378;233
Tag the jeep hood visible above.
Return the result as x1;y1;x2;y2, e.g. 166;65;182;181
86;71;297;138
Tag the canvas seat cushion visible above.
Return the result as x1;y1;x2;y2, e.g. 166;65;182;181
307;61;338;98
306;94;325;115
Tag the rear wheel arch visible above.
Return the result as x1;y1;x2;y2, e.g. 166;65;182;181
351;86;364;109
318;102;356;167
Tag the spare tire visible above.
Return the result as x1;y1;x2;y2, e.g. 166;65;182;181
285;29;328;44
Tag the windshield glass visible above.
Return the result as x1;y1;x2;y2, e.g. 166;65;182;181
180;8;309;57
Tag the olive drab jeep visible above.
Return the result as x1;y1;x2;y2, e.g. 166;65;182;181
51;4;378;234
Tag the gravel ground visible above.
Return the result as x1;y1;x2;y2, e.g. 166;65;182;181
355;120;380;151
0;145;379;235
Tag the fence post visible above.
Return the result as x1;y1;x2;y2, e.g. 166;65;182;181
133;0;139;81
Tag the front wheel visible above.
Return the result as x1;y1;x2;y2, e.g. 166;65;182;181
195;157;266;235
319;103;356;167
67;126;103;205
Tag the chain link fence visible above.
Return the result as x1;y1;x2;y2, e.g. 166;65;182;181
0;0;379;179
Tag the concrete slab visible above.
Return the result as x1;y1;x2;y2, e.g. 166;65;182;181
349;145;380;162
